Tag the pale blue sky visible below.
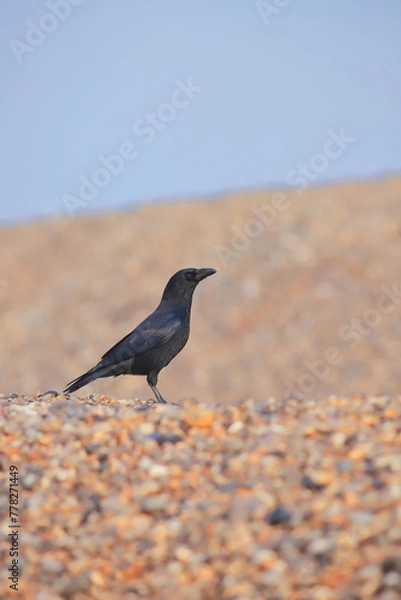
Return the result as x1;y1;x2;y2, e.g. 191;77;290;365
1;1;400;223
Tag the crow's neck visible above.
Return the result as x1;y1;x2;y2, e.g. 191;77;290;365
160;293;193;315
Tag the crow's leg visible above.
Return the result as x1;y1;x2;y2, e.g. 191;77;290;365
147;373;167;403
149;384;167;403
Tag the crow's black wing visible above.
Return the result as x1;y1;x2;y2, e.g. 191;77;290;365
100;310;182;365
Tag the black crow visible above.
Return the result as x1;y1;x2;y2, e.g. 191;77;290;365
64;267;216;402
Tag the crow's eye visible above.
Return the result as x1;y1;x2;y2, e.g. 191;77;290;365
185;270;196;281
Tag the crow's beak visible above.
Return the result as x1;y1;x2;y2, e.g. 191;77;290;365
195;268;217;282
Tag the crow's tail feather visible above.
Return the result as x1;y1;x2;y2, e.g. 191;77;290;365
64;364;106;394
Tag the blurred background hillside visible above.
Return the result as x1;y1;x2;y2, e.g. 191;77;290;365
1;2;401;401
1;177;401;402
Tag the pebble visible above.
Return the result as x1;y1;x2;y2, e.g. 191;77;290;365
146;432;183;445
382;571;401;588
307;537;334;557
266;505;292;525
148;463;169;478
227;421;244;434
140;493;170;513
41;558;65;574
301;474;326;490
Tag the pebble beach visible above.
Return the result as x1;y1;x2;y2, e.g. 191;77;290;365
1;392;400;599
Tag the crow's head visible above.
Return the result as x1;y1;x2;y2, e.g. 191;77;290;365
162;267;216;303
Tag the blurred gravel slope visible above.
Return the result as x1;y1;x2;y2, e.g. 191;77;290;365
1;176;401;403
0;393;400;599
